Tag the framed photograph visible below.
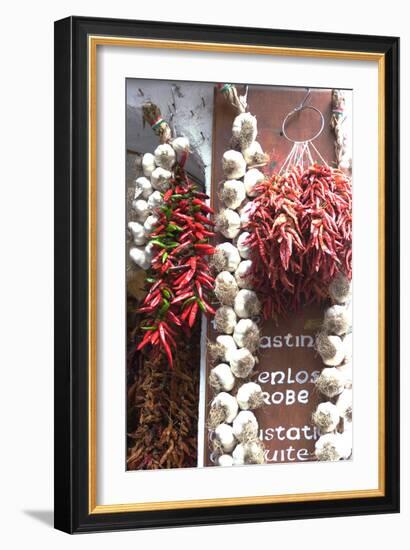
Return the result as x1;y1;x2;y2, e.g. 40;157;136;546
54;16;400;533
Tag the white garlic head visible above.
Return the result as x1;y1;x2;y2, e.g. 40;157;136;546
171;136;190;156
230;347;256;378
154;143;176;170
222;150;247;179
214;306;237;335
215;335;237;363
315;367;346;398
212;242;241;272
215;209;241;240
134;176;153;200
242;142;268;167
236;382;264;410
151;167;172;192
147;191;164;210
233;319;260;352
129;247;151;270
214;271;239;306
315;433;351;461
210;392;239;425
142;153;156;177
234;260;253;289
232;443;246;465
343;332;352;363
323;304;352;336
238;201;255;227
335;388;352;422
236;231;252;259
234;289;261;318
337;361;352;389
315;333;346;366
312;401;340;433
209;363;236;392
232;113;258;149
232;410;258;441
220;179;246;210
143;214;159;235
329;273;352;304
214;423;237;453
128;221;147;246
244;168;265;197
132;199;150;222
218;454;234;467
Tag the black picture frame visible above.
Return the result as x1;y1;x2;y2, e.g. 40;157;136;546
54;15;400;533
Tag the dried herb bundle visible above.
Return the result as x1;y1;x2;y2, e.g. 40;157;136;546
137;164;216;367
245;163;352;319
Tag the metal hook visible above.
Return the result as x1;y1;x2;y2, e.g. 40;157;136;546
281;88;324;143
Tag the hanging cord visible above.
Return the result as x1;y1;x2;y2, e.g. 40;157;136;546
218;83;248;114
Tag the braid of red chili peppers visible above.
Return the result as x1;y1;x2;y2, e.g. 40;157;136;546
137;163;216;368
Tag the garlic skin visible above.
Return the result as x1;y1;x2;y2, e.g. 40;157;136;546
215;335;237;363
214;242;241;272
236;382;264;410
214;271;239;306
216;209;241;240
222;150;247;179
232;113;257;148
171;136;190;156
128;221;147;246
232;410;258;440
238;201;254;226
236;231;252;259
343;332;353;363
218;454;234;467
323;304;352;336
316;333;346;366
154;143;176;170
232;444;246;465
134;176;153;200
214;423;237;453
143;214;159;235
316;367;346;398
336;388;352;421
337;361;352;389
142;153;156;177
211;392;239;424
132;199;150;222
220;179;246;210
234;289;261;318
233;441;264;465
150;167;172;192
329;273;352;304
233;318;260;351
214;306;237;335
244;168;265;197
129;247;151;270
242;141;268;167
209;363;235;392
147;190;164;210
315;433;348;461
234;260;253;289
230;347;256;378
312;401;340;433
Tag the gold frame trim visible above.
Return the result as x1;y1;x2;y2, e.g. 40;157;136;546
88;35;386;514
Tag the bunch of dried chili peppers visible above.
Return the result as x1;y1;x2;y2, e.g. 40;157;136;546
245;163;352;319
137;164;216;367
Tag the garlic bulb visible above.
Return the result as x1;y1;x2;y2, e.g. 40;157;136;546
236;382;264;410
128;221;147;246
214;271;239;306
232;443;246;465
209;392;239;427
315;333;346;366
329;273;352;304
337;361;352;389
218;454;234;467
222;150;247;179
234;289;261;318
209;363;235;392
343;332;353;363
220;180;246;210
215;335;237;363
323;304;351;335
143;214;159;234
230;347;256;378
233;441;264;465
214;423;237;453
312;401;340;433
236;231;252;259
315;433;351;461
234;260;253;289
232;410;258;441
238;201;254;226
171;136;190;157
154;143;175;170
129;247;151;270
316;367;346;398
335;388;352;421
212;242;241;272
132;199;150;222
214;306;237;335
142;153;156;177
150;167;172;192
244;168;265;197
215;209;241;240
233;319;260;352
242;141;268;167
232;113;257;149
134;176;153;199
147;190;163;210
